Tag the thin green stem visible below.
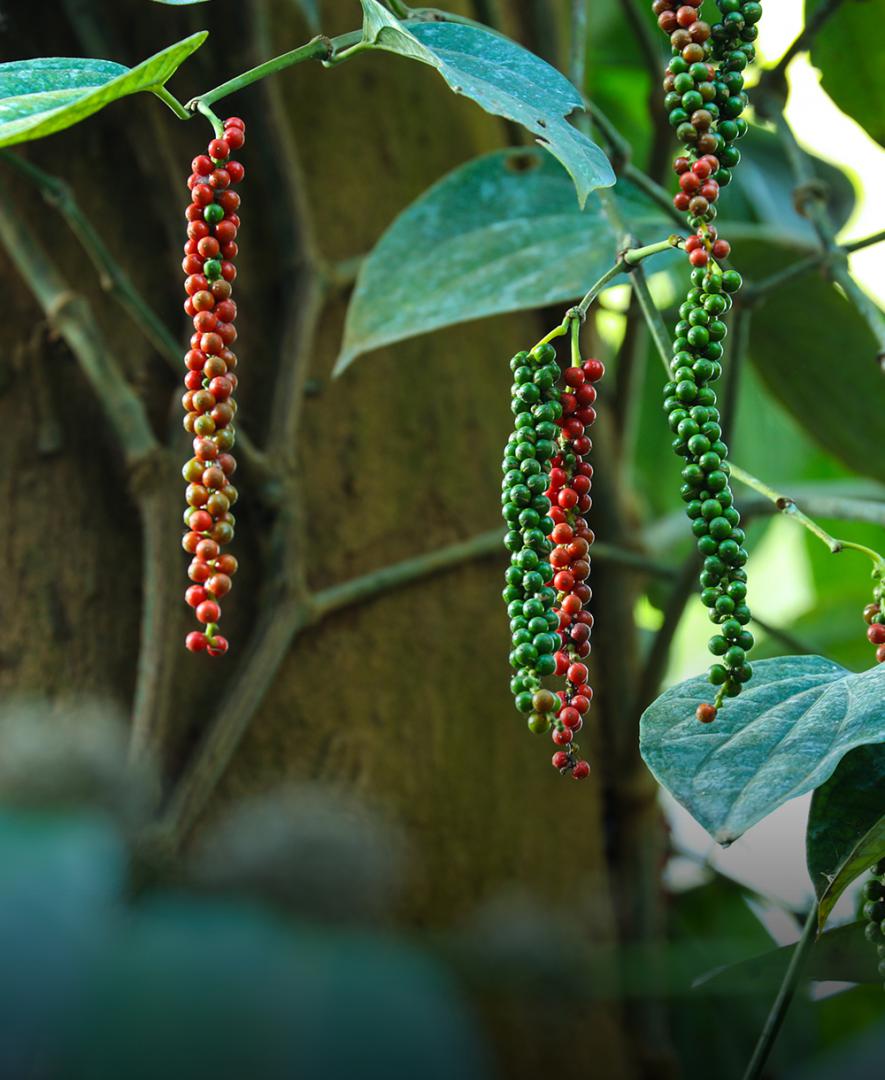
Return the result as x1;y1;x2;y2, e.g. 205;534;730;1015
741;905;819;1080
630;267;672;377
187;35;336;111
845;230;885;254
721;302;750;442
576;236;679;319
623;163;685;229
570;313;582;367
194;100;224;139
730;464;885;570
767;111;885;365
153;84;191;120
830;263;885;361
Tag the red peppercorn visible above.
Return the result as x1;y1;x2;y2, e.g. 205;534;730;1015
582;358;605;382
696;703;717;724
196;600;221;625
186;631;209;652
206;635;230;657
867;624;885;645
572;761;590;780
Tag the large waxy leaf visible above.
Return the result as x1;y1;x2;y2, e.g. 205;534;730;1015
806;0;885;148
807;744;885;931
696;920;880;990
640;656;885;845
718;126;855;243
359;1;614;207
0;32;207;148
742;242;885;485
335;149;670;374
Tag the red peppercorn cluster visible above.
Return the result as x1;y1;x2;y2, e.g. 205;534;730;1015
863;584;885;664
180;117;246;657
547;357;603;780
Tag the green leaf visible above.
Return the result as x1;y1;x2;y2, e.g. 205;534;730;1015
335;148;804;373
719;126;855;242
0;32;207;148
742;242;885;484
640;656;885;845
806;0;885;147
807;744;885;930
358;0;615;207
696;920;880;990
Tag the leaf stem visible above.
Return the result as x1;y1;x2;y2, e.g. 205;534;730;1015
153;84;191;120
630;266;673;377
730;464;885;571
741;905;819;1080
186;35;337;111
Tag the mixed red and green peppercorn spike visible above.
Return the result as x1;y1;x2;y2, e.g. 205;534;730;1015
180;117;246;657
651;0;762;721
862;574;885;664
863;858;885;989
503;343;603;780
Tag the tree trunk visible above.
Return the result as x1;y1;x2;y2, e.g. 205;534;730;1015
0;2;648;1075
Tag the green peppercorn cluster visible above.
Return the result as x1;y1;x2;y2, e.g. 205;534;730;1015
863;859;885;988
663;265;755;705
502;343;562;729
652;0;763;715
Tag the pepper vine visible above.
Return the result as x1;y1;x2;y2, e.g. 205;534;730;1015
652;0;763;721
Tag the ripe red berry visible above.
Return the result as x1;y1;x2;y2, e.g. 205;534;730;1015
689;249;709;267
696;703;717;724
206;635;230;657
567;662;588;686
196;600;221;625
552;727;573;746
552;751;570;770
867;624;885;645
208;138;230;161
185;585;208;608
582;358;605;382
186;631;208;652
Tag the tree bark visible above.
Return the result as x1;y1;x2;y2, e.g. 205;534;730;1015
0;2;643;1075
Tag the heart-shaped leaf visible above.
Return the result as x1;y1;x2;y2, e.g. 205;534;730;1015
807;744;885;931
335;148;800;374
640;656;885;845
741;242;885;484
0;32;207;148
695;920;880;990
335;150;665;373
806;0;885;148
359;1;615;207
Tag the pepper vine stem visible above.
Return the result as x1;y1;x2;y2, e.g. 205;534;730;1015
185;35;338;112
530;236;679;354
730;464;885;571
741;905;819;1080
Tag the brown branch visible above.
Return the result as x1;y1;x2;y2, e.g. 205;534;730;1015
0;177;183;783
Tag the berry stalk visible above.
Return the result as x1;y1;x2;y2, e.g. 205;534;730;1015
180;118;246;657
